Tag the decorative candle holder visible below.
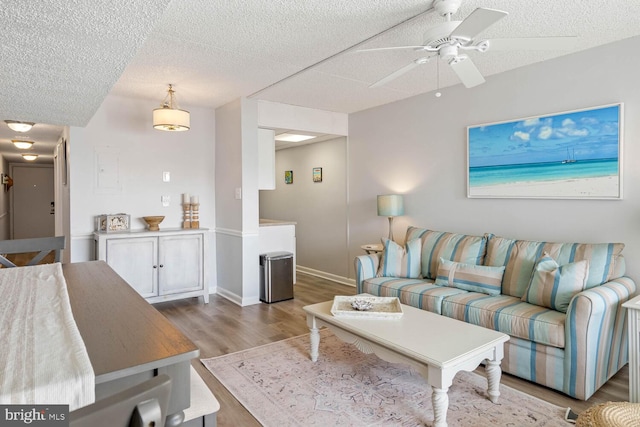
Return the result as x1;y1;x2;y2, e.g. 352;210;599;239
182;203;192;229
191;203;200;229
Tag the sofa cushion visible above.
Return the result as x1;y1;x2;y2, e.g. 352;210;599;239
442;293;566;348
434;258;504;296
522;254;588;313
485;235;624;297
377;238;421;279
362;277;467;315
405;226;487;280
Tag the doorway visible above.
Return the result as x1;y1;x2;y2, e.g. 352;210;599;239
11;164;55;239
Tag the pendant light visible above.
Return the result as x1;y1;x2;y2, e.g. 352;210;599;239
153;84;190;131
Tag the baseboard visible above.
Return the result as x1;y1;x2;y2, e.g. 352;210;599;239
296;266;355;287
215;287;261;307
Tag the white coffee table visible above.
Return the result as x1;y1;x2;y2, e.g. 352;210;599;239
303;299;509;427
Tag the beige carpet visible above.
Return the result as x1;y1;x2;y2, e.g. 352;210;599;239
202;330;568;426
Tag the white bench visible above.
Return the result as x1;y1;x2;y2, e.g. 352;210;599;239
183;366;220;427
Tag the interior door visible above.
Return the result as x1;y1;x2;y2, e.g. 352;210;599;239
12;165;55;239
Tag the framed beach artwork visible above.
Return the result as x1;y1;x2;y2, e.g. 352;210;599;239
467;103;623;199
285;170;293;184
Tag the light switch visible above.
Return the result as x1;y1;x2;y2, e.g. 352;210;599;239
235;188;242;200
161;195;170;207
163;171;170;182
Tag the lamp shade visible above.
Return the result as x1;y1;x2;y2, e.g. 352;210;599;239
377;194;404;217
153;107;190;131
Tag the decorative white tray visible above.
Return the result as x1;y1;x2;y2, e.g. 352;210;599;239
331;296;403;319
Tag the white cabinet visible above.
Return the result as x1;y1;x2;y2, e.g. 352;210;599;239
94;229;209;304
258;128;275;190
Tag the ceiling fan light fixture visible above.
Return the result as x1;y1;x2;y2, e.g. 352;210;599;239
22;154;38;161
12;139;34;149
5;120;35;132
153;84;190;131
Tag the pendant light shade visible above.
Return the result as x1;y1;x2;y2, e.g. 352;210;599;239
153;84;190;131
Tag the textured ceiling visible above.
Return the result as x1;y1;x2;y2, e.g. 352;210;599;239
2;0;640;160
0;0;172;162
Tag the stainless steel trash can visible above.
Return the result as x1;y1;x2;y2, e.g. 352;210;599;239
260;251;294;303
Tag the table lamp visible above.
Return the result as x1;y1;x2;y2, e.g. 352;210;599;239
377;194;404;242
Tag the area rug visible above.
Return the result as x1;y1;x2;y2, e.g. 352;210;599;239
202;330;568;426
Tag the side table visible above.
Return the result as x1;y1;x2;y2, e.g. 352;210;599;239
360;243;383;254
623;294;640;402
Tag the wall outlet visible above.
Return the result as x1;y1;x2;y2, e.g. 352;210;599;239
163;171;170;182
235;188;242;200
161;195;170;207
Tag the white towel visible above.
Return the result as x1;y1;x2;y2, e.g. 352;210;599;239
0;263;95;410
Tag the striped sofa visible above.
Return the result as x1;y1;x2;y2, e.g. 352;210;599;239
354;226;636;400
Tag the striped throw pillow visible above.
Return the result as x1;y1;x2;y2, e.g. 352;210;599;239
377;238;421;279
404;226;487;280
434;258;504;296
522;253;588;313
486;235;624;297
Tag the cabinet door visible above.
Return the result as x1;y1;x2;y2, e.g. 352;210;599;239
106;237;158;298
158;234;203;295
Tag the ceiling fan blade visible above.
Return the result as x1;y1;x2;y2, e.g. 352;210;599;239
450;8;508;41
488;36;578;51
369;59;427;88
357;45;428;53
450;56;485;88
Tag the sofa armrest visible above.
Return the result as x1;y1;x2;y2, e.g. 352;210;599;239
564;276;636;400
354;254;381;293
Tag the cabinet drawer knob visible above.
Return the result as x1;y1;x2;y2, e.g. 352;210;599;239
153;265;157;269
159;264;164;268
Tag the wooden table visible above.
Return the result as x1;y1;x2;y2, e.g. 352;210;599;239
303;300;509;427
63;261;199;426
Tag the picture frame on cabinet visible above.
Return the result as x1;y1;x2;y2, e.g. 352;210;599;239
285;170;293;184
313;167;322;183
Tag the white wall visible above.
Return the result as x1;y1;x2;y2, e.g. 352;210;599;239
215;98;261;306
348;36;640;281
259;137;349;281
68;93;217;290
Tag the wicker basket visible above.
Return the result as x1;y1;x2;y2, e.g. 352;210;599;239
577;401;640;426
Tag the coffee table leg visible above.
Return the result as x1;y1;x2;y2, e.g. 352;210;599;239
485;359;502;403
432;387;449;427
309;326;320;362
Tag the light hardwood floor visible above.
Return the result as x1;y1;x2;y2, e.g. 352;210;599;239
155;272;629;427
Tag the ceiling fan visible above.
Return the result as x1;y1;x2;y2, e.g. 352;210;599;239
359;0;576;89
